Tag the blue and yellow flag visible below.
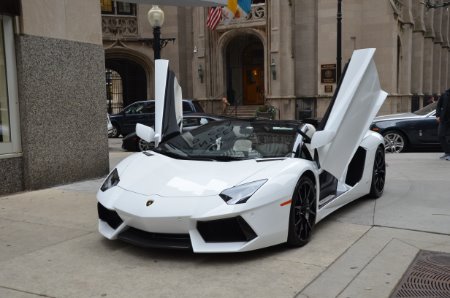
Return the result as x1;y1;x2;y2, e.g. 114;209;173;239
237;0;251;17
223;0;251;23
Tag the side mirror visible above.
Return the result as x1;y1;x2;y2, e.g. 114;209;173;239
136;123;159;144
311;130;336;149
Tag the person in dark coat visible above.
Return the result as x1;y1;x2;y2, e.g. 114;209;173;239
436;89;450;160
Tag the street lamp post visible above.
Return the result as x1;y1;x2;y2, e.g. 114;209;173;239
148;5;165;60
337;0;342;83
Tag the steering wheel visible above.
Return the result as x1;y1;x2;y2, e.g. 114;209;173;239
206;143;218;151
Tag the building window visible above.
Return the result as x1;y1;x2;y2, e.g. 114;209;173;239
100;0;114;14
0;15;20;155
100;1;136;16
116;2;136;15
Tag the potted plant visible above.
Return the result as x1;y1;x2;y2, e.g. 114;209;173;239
255;104;277;119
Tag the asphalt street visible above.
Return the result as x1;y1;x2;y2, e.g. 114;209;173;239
0;139;449;298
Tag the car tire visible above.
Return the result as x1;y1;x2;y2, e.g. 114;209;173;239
138;139;154;152
369;146;386;199
383;130;407;153
110;124;121;138
287;175;316;247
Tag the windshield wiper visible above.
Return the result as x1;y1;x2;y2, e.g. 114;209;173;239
185;155;216;161
153;144;192;160
155;150;191;160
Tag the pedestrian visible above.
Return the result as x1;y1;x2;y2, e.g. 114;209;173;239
436;89;450;160
221;96;230;114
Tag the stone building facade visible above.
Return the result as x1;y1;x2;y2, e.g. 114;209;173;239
104;0;450;119
194;0;450;118
2;0;449;196
101;1;195;113
0;0;109;195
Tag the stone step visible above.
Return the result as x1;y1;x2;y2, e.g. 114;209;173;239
224;105;263;118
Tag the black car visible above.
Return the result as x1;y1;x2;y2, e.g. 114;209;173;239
109;99;204;138
122;113;230;152
370;102;439;153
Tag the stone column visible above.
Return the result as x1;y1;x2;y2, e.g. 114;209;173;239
433;7;443;93
269;0;281;98
423;7;435;95
16;0;109;190
399;23;413;94
399;1;413;94
448;48;450;87
278;0;294;98
192;7;207;101
411;1;425;95
441;50;448;91
269;0;295;119
441;9;449;91
293;0;317;97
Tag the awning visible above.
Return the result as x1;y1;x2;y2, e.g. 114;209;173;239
125;0;226;6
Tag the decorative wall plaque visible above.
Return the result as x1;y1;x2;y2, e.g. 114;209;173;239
321;64;336;84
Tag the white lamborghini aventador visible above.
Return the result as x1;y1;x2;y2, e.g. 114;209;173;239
97;48;388;253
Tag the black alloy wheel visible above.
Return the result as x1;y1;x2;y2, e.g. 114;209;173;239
369;146;386;198
110;124;121;138
287;176;317;247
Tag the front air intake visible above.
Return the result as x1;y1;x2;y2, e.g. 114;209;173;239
118;228;192;250
197;216;257;243
97;203;123;229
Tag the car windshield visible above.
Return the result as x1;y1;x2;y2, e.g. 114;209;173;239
192;101;205;113
414;102;437;116
154;120;298;161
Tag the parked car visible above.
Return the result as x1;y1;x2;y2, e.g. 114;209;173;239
107;114;113;136
122;113;230;152
109;99;204;138
0;124;7;141
370;102;439;153
97;49;387;252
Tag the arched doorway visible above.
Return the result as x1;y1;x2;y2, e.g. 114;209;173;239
225;34;264;105
105;58;147;110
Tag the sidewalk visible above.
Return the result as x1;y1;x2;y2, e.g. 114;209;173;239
0;151;449;298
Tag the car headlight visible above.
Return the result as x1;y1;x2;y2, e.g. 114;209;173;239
219;179;267;205
101;168;120;192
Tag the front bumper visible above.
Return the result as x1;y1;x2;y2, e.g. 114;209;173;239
97;186;289;253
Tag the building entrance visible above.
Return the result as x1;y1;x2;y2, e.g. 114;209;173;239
105;58;147;110
226;34;264;106
242;44;264;105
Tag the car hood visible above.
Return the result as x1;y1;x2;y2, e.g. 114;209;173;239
373;112;418;122
117;152;279;197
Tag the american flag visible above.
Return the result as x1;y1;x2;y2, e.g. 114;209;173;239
206;7;222;30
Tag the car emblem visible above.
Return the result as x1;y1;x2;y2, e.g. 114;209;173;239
146;200;154;207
